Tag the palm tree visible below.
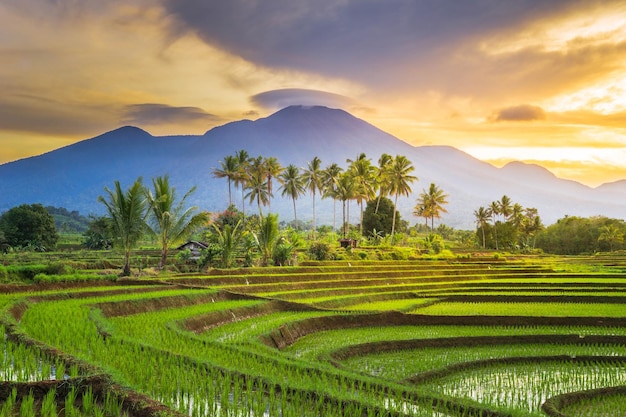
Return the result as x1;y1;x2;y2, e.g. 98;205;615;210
335;172;357;238
413;202;430;229
212;155;239;207
473;206;491;248
419;183;449;231
375;153;393;213
489;200;500;250
510;203;525;229
245;169;270;218
211;220;245;268
263;156;283;212
278;164;305;227
254;213;280;266
598;224;624;252
387;155;417;243
301;156;323;240
322;163;343;233
233;150;250;215
498;195;513;221
98;177;147;276
347;153;376;236
145;175;209;269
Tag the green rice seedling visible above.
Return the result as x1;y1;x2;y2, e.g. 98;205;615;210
81;386;94;415
19;391;36;417
41;388;57;417
0;388;16;417
64;386;78;417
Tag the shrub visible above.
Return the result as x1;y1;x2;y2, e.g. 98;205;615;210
307;242;334;261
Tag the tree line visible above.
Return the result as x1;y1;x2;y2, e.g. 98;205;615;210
473;195;544;251
212;150;451;242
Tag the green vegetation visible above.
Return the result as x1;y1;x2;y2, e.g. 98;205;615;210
4;150;626;416
0;204;58;251
2;254;626;416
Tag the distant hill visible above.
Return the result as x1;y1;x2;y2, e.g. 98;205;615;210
1;105;625;229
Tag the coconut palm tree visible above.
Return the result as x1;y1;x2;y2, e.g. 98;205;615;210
278;164;305;227
233;149;250;215
322;163;343;233
498;195;513;221
212;155;239;207
347;153;376;236
375;153;393;213
489;200;500;250
254;213;280;266
301;156;323;240
335;172;357;238
387;155;417;243
598;224;624;252
419;183;449;231
263;156;283;213
98;177;148;276
473;206;491;248
245;169;270;218
145;175;209;269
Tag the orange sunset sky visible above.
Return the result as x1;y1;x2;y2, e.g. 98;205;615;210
2;0;626;187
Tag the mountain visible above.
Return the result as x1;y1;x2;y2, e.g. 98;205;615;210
1;105;625;229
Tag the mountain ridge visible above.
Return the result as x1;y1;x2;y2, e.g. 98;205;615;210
1;105;624;229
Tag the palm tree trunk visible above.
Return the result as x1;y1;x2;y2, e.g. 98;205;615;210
391;194;398;245
241;188;246;217
159;248;168;270
312;192;316;240
481;226;486;248
123;249;131;276
342;200;347;238
493;222;499;250
359;201;364;236
292;197;297;228
333;199;337;236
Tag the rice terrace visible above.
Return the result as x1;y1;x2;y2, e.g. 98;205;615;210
2;248;626;417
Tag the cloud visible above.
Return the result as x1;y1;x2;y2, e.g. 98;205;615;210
161;0;607;97
494;105;546;122
250;89;354;110
122;103;222;126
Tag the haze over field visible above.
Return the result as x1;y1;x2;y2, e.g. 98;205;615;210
2;1;626;186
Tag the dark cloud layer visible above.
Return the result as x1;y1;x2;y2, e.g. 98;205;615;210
495;104;546;122
162;0;592;94
250;89;354;110
123;103;221;126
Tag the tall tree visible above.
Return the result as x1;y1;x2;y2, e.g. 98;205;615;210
498;195;513;221
473;206;491;249
387;155;417;243
488;200;500;250
278;164;305;227
301;156;323;240
98;178;147;276
0;204;58;251
335;172;357;238
263;156;283;213
145;175;209;269
375;153;393;213
418;183;449;231
212;155;239;207
598;224;624;252
347;153;376;236
322;163;343;233
245;156;271;217
233;150;250;216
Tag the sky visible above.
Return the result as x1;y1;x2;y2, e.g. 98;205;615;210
2;0;626;187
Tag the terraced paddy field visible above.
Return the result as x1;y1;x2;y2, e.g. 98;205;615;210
2;254;626;416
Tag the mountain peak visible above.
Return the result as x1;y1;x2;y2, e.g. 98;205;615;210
102;125;152;138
